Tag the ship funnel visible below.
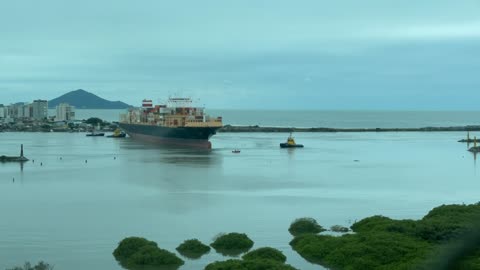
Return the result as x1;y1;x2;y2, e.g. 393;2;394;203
142;99;153;108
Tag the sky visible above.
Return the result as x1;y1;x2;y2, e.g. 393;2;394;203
1;0;479;110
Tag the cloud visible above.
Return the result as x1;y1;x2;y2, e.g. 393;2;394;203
0;1;480;109
362;21;480;41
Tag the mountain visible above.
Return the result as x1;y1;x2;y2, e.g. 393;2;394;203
49;89;131;109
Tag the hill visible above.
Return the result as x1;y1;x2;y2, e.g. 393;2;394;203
49;89;131;109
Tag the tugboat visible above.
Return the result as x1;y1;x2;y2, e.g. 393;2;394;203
107;128;127;138
280;133;304;148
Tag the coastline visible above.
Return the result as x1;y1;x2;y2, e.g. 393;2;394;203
3;124;480;133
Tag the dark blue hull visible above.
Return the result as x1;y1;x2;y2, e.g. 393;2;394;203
118;123;220;148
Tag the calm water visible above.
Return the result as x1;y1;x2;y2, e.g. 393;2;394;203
1;131;479;269
49;109;480;128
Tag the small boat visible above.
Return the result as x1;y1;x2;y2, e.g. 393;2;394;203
87;123;105;137
86;132;105;137
232;149;241;153
107;128;127;138
280;133;304;148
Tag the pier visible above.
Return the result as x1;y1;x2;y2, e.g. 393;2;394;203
0;144;29;162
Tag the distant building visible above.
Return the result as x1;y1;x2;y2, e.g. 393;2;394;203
10;103;25;119
0;105;5;119
23;103;33;119
32;100;48;120
56;103;75;122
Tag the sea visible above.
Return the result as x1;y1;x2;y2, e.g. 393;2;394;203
2;110;480;270
50;109;480;128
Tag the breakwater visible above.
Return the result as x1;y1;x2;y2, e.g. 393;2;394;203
3;123;480;133
219;125;480;133
0;144;29;162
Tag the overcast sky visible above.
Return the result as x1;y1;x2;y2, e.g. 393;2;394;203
1;0;479;109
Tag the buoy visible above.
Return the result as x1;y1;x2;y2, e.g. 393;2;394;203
40;162;43;166
85;160;88;163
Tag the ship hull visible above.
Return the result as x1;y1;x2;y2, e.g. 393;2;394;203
119;123;220;149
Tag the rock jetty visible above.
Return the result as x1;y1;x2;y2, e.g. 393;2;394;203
219;125;480;133
0;144;29;162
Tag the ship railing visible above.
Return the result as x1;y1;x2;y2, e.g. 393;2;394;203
185;121;223;127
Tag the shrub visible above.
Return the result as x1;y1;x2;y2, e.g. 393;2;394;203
417;204;480;243
6;261;54;270
176;239;211;259
242;247;287;263
205;259;298;270
127;245;184;267
211;233;254;256
290;232;432;270
291;203;480;270
113;237;184;269
85;117;104;126
288;217;326;236
113;237;157;260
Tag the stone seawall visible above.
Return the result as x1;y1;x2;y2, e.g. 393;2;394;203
218;125;480;133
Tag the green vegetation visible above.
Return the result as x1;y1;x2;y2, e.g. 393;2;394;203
176;239;211;259
242;247;287;263
288;217;326;236
204;259;298;270
290;203;480;270
113;237;157;259
113;237;184;269
6;262;53;270
85;117;104;127
290;231;433;269
111;204;480;269
127;245;184;267
210;233;254;256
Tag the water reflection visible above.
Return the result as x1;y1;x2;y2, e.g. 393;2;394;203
158;150;219;167
472;152;478;176
0;160;25;173
285;148;296;160
117;261;181;270
119;139;222;167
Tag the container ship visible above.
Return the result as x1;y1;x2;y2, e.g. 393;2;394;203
119;98;223;148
